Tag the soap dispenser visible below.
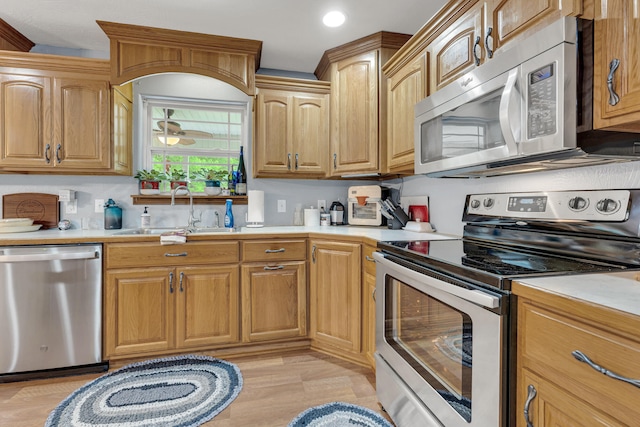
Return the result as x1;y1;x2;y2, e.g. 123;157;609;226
104;199;123;230
141;206;151;229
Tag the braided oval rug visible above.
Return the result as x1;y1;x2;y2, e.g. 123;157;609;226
288;401;393;427
45;354;242;427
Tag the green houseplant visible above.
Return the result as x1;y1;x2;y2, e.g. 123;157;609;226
166;168;188;190
134;169;164;195
192;169;228;195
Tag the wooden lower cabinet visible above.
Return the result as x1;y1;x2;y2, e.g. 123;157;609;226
514;282;640;426
241;261;307;342
309;239;363;361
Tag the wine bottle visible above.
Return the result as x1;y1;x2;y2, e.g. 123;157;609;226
236;145;247;195
228;165;236;195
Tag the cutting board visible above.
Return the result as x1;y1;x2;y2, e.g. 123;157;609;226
2;193;59;229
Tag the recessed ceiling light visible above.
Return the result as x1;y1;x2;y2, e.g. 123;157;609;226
323;11;346;28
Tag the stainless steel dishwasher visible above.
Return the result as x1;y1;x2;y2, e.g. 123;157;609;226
0;244;107;381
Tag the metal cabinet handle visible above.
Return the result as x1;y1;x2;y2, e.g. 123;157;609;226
607;59;620;106
165;252;188;257
45;144;51;164
333;153;337;169
55;143;62;163
295;153;299;170
572;350;640;388
523;384;537;427
312;245;317;263
485;27;493;59
287;153;292;170
265;248;285;253
264;265;284;270
473;36;481;66
372;288;376;302
169;271;174;294
179;271;185;292
365;255;375;262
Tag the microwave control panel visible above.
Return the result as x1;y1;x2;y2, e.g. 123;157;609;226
527;63;557;139
465;190;631;222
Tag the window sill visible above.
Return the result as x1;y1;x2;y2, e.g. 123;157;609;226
131;194;248;205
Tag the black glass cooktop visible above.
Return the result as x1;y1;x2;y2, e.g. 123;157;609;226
378;239;627;291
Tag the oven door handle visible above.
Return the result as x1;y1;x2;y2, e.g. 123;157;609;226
374;252;500;309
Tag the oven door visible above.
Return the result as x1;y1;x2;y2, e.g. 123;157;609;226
374;252;506;427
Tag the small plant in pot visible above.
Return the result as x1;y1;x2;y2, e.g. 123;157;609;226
192;169;228;195
166;168;189;191
134;169;164;195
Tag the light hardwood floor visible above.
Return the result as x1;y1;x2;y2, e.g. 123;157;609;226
0;350;393;427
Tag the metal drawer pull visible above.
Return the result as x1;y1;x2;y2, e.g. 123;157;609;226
607;59;620;106
523;384;536;427
55;143;62;163
372;288;376;302
572;350;640;388
265;248;286;253
473;36;481;66
287;153;291;170
485;27;493;59
264;265;284;270
165;252;188;257
169;271;174;294
179;271;185;292
312;245;317;263
365;255;375;262
45;144;51;163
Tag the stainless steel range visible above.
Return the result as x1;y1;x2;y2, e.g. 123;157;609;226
374;189;640;427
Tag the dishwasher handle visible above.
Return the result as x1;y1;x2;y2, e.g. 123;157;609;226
0;250;99;263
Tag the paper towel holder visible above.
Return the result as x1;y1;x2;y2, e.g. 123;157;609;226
246;190;264;228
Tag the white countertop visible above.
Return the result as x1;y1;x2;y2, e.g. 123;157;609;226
516;271;640;317
0;224;459;242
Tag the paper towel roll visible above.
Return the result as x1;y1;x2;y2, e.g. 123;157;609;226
246;190;264;227
304;208;319;226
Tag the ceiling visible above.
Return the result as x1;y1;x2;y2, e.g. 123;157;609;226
2;0;449;74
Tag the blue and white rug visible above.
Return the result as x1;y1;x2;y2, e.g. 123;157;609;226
45;354;242;427
288;401;393;427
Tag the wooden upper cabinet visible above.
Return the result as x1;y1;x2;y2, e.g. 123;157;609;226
97;21;262;95
0;52;122;174
254;75;329;177
593;0;640;131
112;83;133;175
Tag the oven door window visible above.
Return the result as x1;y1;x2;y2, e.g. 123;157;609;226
385;277;473;421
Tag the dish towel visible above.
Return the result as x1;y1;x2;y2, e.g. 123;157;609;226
160;230;187;245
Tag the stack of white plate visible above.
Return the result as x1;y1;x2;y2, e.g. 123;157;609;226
0;218;42;233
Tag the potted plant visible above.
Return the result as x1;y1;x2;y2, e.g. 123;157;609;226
192;169;228;195
166;168;188;190
134;169;164;195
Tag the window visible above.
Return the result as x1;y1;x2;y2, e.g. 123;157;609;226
142;96;248;192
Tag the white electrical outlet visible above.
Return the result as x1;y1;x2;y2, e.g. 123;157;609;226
95;199;104;213
277;200;286;213
65;200;77;214
317;200;326;211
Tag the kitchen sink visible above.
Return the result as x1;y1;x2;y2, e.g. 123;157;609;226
113;227;236;235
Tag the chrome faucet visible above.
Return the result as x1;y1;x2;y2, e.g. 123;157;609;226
213;210;220;228
171;185;200;232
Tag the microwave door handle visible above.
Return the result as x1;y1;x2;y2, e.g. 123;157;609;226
499;68;520;156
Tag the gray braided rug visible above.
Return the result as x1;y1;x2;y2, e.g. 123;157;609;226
45;354;242;427
288;401;393;427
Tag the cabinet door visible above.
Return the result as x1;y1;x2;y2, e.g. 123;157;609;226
362;244;378;367
330;52;379;175
593;0;640;130
310;240;362;353
0;73;52;168
386;52;427;173
112;84;133;175
517;369;623;427
241;261;307;342
428;3;485;93
53;77;111;170
104;268;175;358
175;265;240;348
254;90;291;174
291;94;328;175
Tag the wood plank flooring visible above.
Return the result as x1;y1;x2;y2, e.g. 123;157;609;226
0;349;394;426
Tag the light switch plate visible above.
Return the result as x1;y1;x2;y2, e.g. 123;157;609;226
65;200;78;214
277;200;286;213
95;199;104;213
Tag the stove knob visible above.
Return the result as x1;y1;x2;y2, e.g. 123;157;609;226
483;198;495;208
470;199;481;209
596;198;619;214
568;196;588;211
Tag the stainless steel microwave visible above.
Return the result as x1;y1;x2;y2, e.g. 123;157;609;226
414;18;639;178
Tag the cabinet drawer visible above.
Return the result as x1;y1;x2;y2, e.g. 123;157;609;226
242;239;306;262
362;244;377;276
105;241;239;268
520;302;640;418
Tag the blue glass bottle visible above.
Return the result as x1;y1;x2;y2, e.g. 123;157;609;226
224;199;234;228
